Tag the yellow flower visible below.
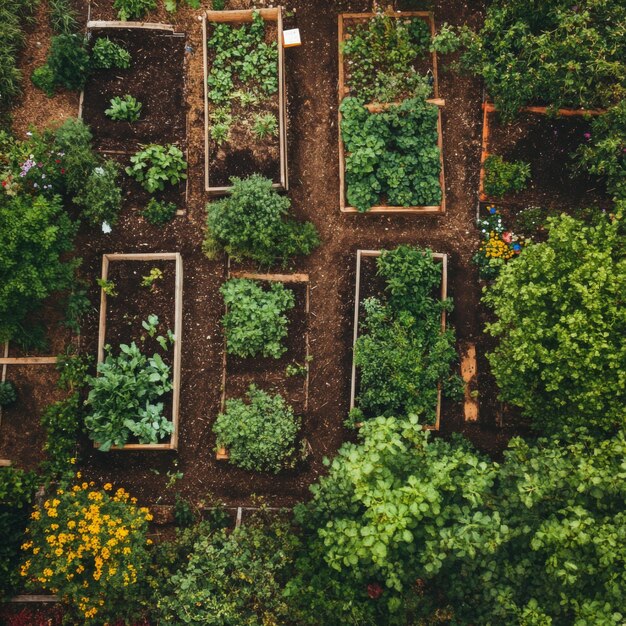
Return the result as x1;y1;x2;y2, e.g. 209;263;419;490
30;510;41;520
103;483;112;491
43;568;53;577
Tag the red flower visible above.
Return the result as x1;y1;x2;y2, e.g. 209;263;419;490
60;169;65;174
367;583;384;599
502;231;513;243
55;159;60;164
2;181;6;187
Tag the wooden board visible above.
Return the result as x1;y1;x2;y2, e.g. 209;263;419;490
461;343;479;422
203;7;288;194
338;11;445;214
96;253;183;451
350;249;447;430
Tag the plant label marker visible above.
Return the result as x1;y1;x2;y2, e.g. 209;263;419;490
283;28;301;47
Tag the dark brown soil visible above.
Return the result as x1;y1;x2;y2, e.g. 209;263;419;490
206;18;281;187
81;28;187;154
485;110;612;210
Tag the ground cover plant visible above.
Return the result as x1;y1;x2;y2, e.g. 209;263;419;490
341;96;442;211
221;278;295;359
482;154;530;198
342;12;432;103
351;245;462;425
213;384;301;473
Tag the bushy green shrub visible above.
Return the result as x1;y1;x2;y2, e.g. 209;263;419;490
0;380;16;406
483;154;531;198
49;0;78;35
73;160;123;227
141;197;177;226
126;144;187;193
214;385;301;473
91;37;131;70
220;278;295;359
341;96;442;212
484;212;626;435
105;95;142;122
113;0;156;21
38;34;90;93
30;65;55;96
205;174;319;264
0;193;78;342
0;467;37;599
40;392;81;480
53;118;99;196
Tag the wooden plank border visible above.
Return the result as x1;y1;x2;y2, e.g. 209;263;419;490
203;7;288;194
350;249;447;430
97;253;183;451
216;268;310;461
479;101;606;201
338;11;445;214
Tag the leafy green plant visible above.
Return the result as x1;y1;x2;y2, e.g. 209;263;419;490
484;212;626;435
85;338;174;450
342;12;431;102
96;278;118;297
430;22;461;54
164;0;200;12
0;380;16;406
91;37;131;69
40;392;81;480
213;385;301;473
35;34;90;93
220;278;295;359
205;174;319;264
141;268;163;292
105;95;142;122
341;96;442;211
113;0;156;21
211;0;226;8
126;144;187;193
483;155;531;198
30;65;55;96
73;160;123;227
141;197;177;225
252;112;278;139
49;0;78;35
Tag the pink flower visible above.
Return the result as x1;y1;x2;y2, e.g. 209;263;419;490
583;132;591;140
502;231;513;243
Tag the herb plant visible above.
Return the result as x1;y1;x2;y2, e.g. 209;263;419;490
113;0;156;21
49;0;78;35
34;34;90;93
252;112;278;139
0;380;16;406
126;144;187;193
221;278;295;359
141;198;177;225
213;385;301;473
73;160;123;227
91;37;131;69
105;95;142;122
483;155;531;198
341;96;442;211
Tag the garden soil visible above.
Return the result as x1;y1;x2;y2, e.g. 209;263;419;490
5;0;542;507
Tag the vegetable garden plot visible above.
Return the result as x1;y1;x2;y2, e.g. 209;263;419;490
217;272;310;459
337;11;445;213
350;250;447;430
479;103;611;210
203;8;288;194
96;253;183;450
81;24;187;155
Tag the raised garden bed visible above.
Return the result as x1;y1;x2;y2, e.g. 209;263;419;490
97;253;183;450
350;249;447;430
202;8;288;194
217;271;310;460
479;102;611;210
337;11;445;213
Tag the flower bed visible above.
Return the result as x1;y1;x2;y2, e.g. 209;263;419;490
95;253;183;450
337;11;445;213
203;8;288;194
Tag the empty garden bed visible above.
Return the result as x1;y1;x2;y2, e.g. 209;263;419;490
97;253;183;450
203;8;288;193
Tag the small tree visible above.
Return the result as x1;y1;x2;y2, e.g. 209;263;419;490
205;174;319;265
483;212;626;435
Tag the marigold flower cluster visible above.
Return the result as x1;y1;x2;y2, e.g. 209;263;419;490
20;477;152;623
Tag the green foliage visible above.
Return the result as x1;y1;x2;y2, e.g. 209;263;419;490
220;278;295;359
141;197;177;226
48;0;78;35
96;278;117;297
85;334;174;451
39;34;90;93
113;0;156;21
30;65;55;96
340;96;442;212
342;13;431;102
484;213;626;435
73;160;123;227
0;467;37;599
0;193;78;342
164;0;200;11
212;0;225;8
353;246;462;424
430;22;461;54
126;144;187;193
214;385;301;473
574;100;626;200
0;380;16;406
252;112;278;139
461;0;626;118
155;513;296;624
483;154;531;198
141;267;163;290
105;95;142;122
40;392;81;480
205;174;320;265
91;37;131;70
